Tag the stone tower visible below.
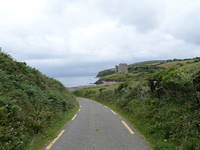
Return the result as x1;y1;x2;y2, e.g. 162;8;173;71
115;64;128;73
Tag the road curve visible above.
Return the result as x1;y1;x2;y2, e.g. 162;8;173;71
46;98;151;150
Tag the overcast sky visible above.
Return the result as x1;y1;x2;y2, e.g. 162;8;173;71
0;0;200;77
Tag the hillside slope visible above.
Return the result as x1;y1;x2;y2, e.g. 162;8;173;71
96;58;200;83
97;58;199;77
75;58;200;150
0;51;76;150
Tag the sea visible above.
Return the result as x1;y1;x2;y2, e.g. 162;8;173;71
56;75;98;87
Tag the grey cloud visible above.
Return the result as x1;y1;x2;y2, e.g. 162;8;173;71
26;59;121;77
163;1;200;45
171;9;200;45
1;0;200;80
92;0;164;32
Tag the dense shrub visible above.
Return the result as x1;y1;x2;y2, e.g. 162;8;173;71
0;52;75;150
96;69;115;77
99;73;134;82
128;65;162;73
75;64;200;150
149;67;195;99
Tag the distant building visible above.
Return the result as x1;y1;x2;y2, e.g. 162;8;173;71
115;64;128;73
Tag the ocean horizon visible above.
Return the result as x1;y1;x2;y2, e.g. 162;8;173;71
56;75;98;87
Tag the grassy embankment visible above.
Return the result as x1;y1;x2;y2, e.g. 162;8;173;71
74;58;200;150
0;51;78;150
27;105;78;150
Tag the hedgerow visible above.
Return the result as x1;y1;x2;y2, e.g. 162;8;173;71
0;51;75;150
74;63;200;150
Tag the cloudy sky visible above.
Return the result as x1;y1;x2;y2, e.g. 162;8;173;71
0;0;200;78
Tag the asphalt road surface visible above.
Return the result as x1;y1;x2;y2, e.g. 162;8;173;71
45;98;151;150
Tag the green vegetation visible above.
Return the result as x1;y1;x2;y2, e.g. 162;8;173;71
96;68;115;77
74;58;200;150
0;51;77;150
27;105;78;150
96;58;200;82
99;73;134;82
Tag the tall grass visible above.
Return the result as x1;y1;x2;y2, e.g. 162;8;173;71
74;63;200;150
0;52;77;150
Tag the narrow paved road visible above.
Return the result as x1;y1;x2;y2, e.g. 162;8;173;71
46;98;151;150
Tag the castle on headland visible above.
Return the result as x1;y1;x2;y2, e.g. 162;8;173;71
115;63;128;73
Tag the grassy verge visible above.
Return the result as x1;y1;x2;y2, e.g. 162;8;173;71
79;97;154;149
77;95;182;150
26;105;79;150
74;58;200;150
0;51;78;149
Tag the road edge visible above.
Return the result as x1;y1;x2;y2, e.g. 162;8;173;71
78;97;153;150
27;102;79;150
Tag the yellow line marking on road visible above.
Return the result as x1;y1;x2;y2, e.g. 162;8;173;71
110;110;117;115
121;120;135;134
46;130;65;150
72;114;77;120
104;106;108;109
